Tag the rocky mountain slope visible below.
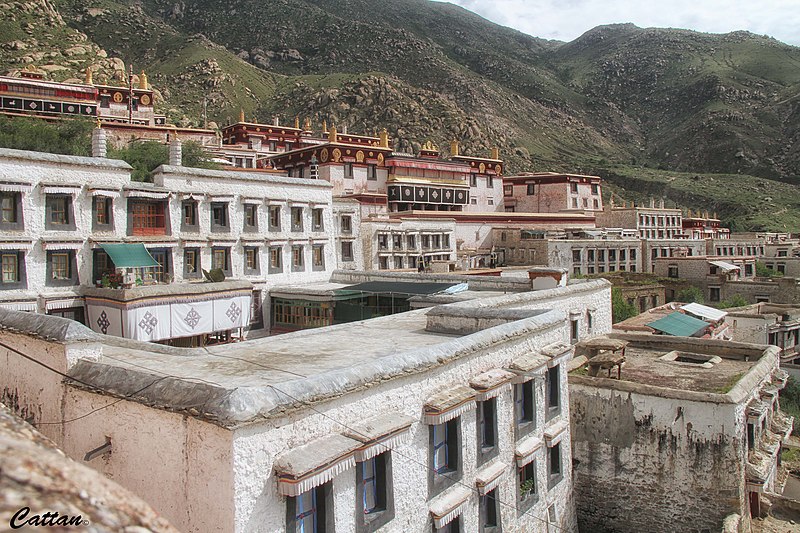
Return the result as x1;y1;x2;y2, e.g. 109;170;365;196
1;0;799;230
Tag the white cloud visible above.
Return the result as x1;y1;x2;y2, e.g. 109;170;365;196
442;0;800;45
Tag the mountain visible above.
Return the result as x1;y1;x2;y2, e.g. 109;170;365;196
2;0;800;230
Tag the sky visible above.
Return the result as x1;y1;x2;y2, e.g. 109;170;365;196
444;0;800;46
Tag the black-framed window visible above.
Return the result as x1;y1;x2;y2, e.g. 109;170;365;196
527;183;536;195
244;246;260;275
211;247;231;275
546;365;561;420
0;251;26;289
429;418;461;496
477;398;498;464
367;164;377;180
312;245;325;271
46;250;78;287
211;202;229;231
570;182;578;193
181;200;198;231
291;207;304;232
407;235;416;249
570;319;579;344
341;241;354;262
344;163;354;179
514;380;535;439
93;196;113;231
341;215;352;234
244;204;258;232
518;460;538;513
0;192;23;230
92;249;114;284
143;248;172;283
286;484;331;533
269;246;283;274
184;248;201;278
356;452;394;532
292;245;304;271
312;208;324;231
434;517;462;533
46;195;75;230
480;488;501;532
548;442;563;489
269;206;281;231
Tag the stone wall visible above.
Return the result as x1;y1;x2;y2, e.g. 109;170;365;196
570;384;746;533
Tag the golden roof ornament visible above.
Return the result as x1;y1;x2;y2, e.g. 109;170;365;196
294;116;300;129
85;67;93;85
303;117;311;131
491;146;500;160
379;128;389;148
139;70;148;90
322;119;328;134
450;140;459;157
328;124;338;143
239;109;245;123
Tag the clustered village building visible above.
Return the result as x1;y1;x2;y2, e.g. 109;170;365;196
0;68;796;533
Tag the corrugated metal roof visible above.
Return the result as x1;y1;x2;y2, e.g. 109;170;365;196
338;281;456;295
647;312;709;337
709;260;740;271
682;302;727;322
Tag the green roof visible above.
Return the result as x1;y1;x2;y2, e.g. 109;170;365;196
100;243;159;268
647;312;709;337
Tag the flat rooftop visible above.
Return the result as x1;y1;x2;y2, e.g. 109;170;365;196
597;345;755;393
571;334;778;401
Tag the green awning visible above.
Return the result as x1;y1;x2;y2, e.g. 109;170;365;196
100;243;159;268
647;312;709;337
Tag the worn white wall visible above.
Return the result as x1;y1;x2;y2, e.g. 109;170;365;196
232;316;575;533
570;383;748;532
61;388;235;533
0;150;130;305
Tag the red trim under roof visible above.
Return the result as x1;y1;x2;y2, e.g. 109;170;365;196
386;159;470;172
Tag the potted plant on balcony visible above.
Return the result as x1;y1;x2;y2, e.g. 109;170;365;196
520;479;536;502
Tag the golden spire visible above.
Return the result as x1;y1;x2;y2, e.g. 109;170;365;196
294;116;300;129
328;124;338;143
85;67;93;85
379;128;389;148
450;139;459;157
491;146;500;160
139;70;148;90
322;119;328;134
687;208;693;218
303;117;311;131
239;109;245;123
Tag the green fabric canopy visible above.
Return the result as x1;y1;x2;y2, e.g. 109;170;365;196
100;243;159;268
647;312;709;337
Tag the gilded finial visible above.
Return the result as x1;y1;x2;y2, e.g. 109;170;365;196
294;116;300;129
239;109;245;123
303;117;311;131
379;128;389;148
491;146;500;160
450;139;459;157
139;70;148;90
328;124;338;143
85;67;93;85
322;119;328;134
